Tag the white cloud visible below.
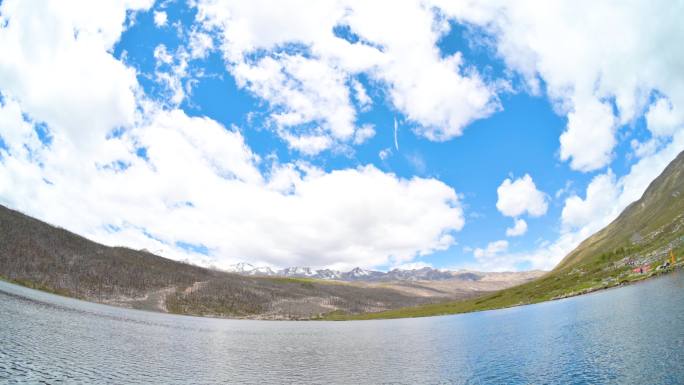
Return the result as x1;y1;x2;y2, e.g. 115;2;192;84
195;0;499;153
353;124;375;145
0;96;43;158
351;79;372;111
231;54;356;154
378;147;392;161
0;0;468;271
153;11;168;27
191;0;684;167
0;0;153;150
559;98;616;172
496;174;548;218
505;218;527;237
630;139;659;159
429;0;684;270
188;30;214;59
151;28;216;108
441;0;684;172
470;133;684;272
4;0;684;276
153;44;189;106
561;171;619;229
473;240;508;259
0;103;466;270
646;97;683;138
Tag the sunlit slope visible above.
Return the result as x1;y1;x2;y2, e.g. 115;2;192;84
329;151;684;320
556;150;684;270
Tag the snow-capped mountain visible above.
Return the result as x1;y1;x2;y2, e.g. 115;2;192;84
224;262;257;273
312;269;343;280
384;267;454;281
280;266;316;277
249;266;277;276
341;267;385;281
224;263;478;282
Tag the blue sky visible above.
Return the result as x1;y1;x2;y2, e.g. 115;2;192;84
1;1;683;271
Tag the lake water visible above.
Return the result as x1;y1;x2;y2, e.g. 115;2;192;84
1;273;684;384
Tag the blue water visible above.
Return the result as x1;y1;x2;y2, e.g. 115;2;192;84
1;272;684;384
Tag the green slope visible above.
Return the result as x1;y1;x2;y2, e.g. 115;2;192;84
327;151;684;320
556;151;684;270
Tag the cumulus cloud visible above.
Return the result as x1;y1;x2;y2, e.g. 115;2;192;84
353;124;375;145
441;0;684;172
505;218;527;237
432;0;684;270
0;105;466;270
153;11;167;27
153;44;189;106
559;98;617;172
496;174;548;218
561;171;619;229
150;29;215;107
473;240;508;259
0;0;467;271
0;0;152;150
351;79;372;111
190;0;684;170
472;133;684;272
4;0;684;275
191;0;684;169
194;0;499;154
646;97;683;138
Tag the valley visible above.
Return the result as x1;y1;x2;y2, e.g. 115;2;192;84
0;204;539;319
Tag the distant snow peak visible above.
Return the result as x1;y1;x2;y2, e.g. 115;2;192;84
225;262;256;273
349;267;369;277
224;263;477;282
281;266;315;276
250;266;276;276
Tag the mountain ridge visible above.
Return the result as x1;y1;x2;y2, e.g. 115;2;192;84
556;150;684;270
223;263;519;282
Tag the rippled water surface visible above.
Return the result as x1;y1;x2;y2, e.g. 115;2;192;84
2;272;684;384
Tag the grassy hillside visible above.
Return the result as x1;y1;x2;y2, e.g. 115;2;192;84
556;152;684;269
327;151;684;320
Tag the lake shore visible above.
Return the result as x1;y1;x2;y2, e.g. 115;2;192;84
2;263;681;321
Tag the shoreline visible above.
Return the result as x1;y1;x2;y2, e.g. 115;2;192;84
320;263;684;321
2;265;681;322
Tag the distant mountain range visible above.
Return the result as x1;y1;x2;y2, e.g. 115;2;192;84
223;262;538;283
224;262;467;281
0;203;541;319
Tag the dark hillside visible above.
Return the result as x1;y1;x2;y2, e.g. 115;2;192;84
0;205;460;318
0;205;216;299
